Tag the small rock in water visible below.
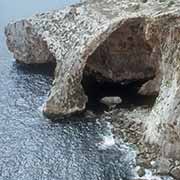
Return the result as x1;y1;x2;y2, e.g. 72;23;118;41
100;96;122;107
137;167;145;177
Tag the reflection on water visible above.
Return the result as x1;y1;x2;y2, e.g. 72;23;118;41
0;1;136;180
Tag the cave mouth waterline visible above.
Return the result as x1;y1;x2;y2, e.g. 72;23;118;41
82;73;158;113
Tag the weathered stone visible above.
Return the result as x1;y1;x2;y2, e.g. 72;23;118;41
171;166;180;179
4;0;180;167
5;20;56;64
137;167;146;177
100;96;122;107
138;75;162;96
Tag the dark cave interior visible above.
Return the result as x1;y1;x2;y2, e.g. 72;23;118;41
82;74;157;113
81;18;161;113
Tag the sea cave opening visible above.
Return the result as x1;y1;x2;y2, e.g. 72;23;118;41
81;18;161;113
82;74;158;113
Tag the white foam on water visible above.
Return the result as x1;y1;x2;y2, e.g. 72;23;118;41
98;134;115;149
135;167;174;180
38;105;43;112
97;121;116;150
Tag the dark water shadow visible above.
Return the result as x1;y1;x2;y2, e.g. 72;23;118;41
14;61;56;77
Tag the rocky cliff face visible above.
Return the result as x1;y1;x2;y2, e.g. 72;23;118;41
5;0;180;167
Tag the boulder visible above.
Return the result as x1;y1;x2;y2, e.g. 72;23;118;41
100;96;122;107
171;166;180;179
136;167;145;177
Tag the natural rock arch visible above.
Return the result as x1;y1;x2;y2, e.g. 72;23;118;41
5;0;180;161
44;17;162;117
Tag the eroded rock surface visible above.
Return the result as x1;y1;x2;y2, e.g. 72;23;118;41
4;0;180;172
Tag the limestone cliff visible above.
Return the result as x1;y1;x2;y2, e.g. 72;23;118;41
5;0;180;164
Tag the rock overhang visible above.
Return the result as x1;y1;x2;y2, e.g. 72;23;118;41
4;0;180;161
4;7;176;117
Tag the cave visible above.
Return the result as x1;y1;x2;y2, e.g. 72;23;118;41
81;18;161;113
82;73;158;113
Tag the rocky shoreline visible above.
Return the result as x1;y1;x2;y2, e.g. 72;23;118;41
97;106;179;180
